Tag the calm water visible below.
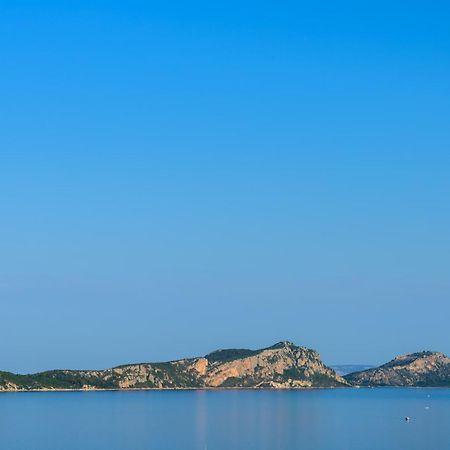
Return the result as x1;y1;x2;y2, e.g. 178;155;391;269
1;388;449;450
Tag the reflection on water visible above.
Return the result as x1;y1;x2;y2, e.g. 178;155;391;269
1;388;449;450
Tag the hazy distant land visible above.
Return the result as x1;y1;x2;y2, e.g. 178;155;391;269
330;365;375;376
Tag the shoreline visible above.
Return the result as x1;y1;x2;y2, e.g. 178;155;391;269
1;385;449;393
0;385;348;393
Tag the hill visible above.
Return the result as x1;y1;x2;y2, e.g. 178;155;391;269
345;351;450;387
0;341;348;391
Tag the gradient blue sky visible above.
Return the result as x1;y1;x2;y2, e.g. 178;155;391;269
1;1;450;373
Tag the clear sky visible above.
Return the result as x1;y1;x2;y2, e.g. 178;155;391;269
1;1;450;373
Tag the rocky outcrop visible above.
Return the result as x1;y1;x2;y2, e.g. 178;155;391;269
345;351;450;387
203;341;346;388
0;341;348;391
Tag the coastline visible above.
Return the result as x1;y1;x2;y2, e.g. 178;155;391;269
2;385;450;393
0;385;349;393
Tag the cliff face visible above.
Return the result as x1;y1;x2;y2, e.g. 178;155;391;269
0;341;348;391
345;351;450;387
204;341;346;388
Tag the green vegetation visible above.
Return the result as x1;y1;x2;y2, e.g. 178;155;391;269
206;348;261;364
0;370;117;390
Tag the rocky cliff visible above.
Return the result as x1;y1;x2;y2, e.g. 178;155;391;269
345;351;450;387
0;341;348;391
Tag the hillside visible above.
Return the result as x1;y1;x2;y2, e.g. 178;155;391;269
345;351;450;387
0;341;348;391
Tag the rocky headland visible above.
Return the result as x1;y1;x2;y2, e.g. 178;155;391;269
344;351;450;387
0;341;348;391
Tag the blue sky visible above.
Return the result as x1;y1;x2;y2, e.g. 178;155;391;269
1;1;450;372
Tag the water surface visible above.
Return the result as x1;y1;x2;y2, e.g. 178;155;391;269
1;388;449;449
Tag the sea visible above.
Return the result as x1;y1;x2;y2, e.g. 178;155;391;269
1;388;449;449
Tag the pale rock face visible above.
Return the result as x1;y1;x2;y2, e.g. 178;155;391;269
194;358;208;375
115;364;163;388
0;382;19;391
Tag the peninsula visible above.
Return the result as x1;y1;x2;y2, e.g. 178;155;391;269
0;341;347;391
